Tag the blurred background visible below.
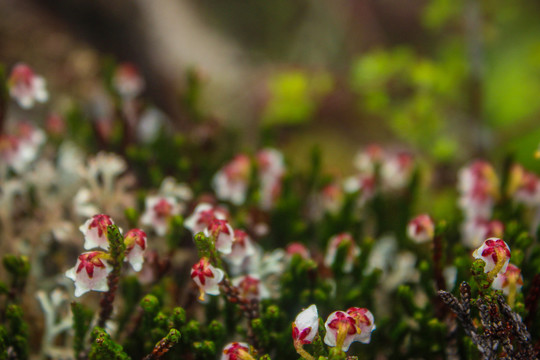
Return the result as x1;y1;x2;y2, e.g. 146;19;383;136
2;0;540;174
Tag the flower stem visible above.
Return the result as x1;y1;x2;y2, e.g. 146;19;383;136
97;225;125;328
294;342;315;360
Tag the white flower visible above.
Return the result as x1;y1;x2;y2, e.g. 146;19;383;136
191;257;224;301
73;188;100;218
461;218;504;249
324;233;360;273
8;63;48;109
346;307;376;344
203;219;235;255
224;229;257;268
113;63;145;99
257;148;285;210
159;177;193;202
324;311;360;352
124;229;147;271
292;304;319;344
407;214;434;244
381;152;413;190
79;214;114;250
492;263;523;295
472;238;511;274
213;154;251;205
137;108;166;143
184;203;228;235
232;275;270;301
140;196;181;236
353;144;383;174
86;152;127;194
65;252;112;297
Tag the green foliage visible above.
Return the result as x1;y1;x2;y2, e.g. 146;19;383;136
262;70;333;127
89;327;130;360
71;302;94;358
5;305;29;360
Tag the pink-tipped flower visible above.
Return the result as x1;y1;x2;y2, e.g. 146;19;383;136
191;257;224;301
346;307;376;344
140;196;181;236
224;229;256;267
292;304;319;345
473;238;511;276
204;219;234;254
124;229;147;271
257;148;285;180
79;214;114;250
221;342;253;360
8;63;48;109
213;154;251;205
511;166;540;206
381;151;414;190
353;144;383;174
320;183;344;215
324;233;360;273
343;174;376;205
492;263;523;295
65;251;112;297
462;218;504;248
324;311;360;352
458;161;499;220
257;148;285;210
113;63;145;99
233;275;270;301
286;242;310;260
184;203;228;235
407;214;435;244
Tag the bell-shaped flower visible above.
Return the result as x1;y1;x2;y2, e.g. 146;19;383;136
457;161;499;220
462;218;504;248
213;154;251;205
184;202;228;235
191;257;224;301
257;148;285;210
492;263;523;295
124;229;147;271
204;219;234;254
324;233;360;273
140;196;181;236
221;342;254;360
65;251;112;297
473;238;511;276
113;63;145;99
510;165;540;206
233;275;270;301
381;151;413;190
324;311;360;352
353;144;383;174
8;63;48;109
286;242;310;260
407;214;434;244
292;304;319;345
79;214;114;250
346;307;376;344
224;229;256;267
343;174;376;205
257;148;285;180
320;183;344;215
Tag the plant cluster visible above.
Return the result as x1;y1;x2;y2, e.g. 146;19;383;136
1;60;540;360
